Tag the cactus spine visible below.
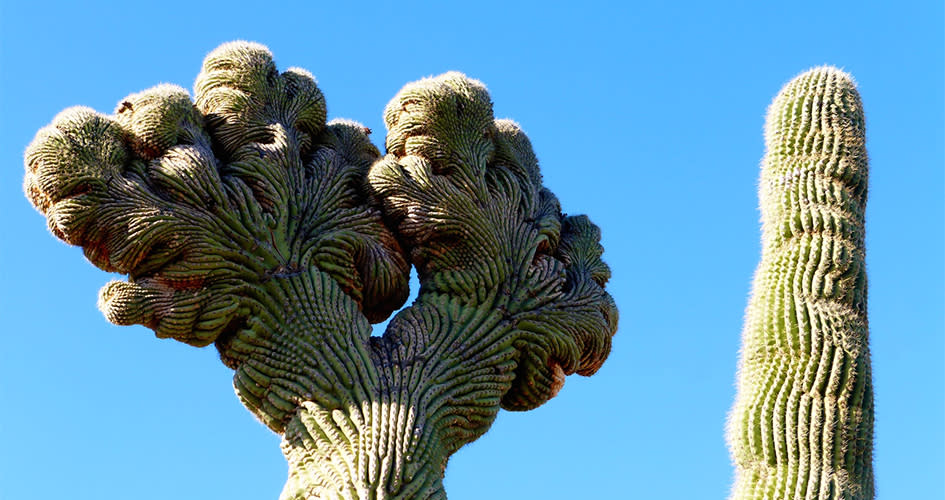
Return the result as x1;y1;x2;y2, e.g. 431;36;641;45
728;67;873;499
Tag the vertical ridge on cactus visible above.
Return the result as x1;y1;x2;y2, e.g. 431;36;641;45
23;41;617;499
728;67;873;500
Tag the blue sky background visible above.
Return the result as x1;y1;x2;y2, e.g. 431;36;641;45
1;1;942;498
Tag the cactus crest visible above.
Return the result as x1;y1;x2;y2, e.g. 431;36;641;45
728;67;873;500
23;41;617;499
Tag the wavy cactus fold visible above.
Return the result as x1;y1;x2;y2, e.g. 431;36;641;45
728;67;873;500
25;41;617;499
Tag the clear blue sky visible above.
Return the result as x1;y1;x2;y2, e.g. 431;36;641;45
1;1;941;498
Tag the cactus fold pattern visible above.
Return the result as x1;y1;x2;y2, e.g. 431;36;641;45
24;42;617;499
728;68;873;500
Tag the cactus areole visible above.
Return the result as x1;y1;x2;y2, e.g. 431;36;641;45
728;68;873;499
24;41;618;499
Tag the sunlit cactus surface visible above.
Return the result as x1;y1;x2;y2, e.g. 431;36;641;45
728;67;873;500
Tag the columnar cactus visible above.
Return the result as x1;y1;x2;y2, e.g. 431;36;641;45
24;41;617;499
728;68;873;499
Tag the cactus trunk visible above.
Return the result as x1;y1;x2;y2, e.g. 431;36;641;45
728;68;874;500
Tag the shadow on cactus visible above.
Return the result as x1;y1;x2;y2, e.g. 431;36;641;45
25;41;618;499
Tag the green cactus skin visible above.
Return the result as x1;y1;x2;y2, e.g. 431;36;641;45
24;42;617;499
728;68;873;500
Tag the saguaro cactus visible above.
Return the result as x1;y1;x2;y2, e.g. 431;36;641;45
24;42;617;499
728;68;873;499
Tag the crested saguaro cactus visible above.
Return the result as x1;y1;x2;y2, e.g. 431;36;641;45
24;42;617;499
728;68;873;499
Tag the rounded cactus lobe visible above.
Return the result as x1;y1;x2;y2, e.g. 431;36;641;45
383;72;496;183
557;215;613;290
25;41;409;350
370;72;616;414
24;107;172;273
492;118;542;191
371;74;521;294
194;41;327;157
24;105;242;346
25;107;128;222
113;84;207;160
99;278;240;347
323;118;382;169
501;215;617;411
188;43;409;320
